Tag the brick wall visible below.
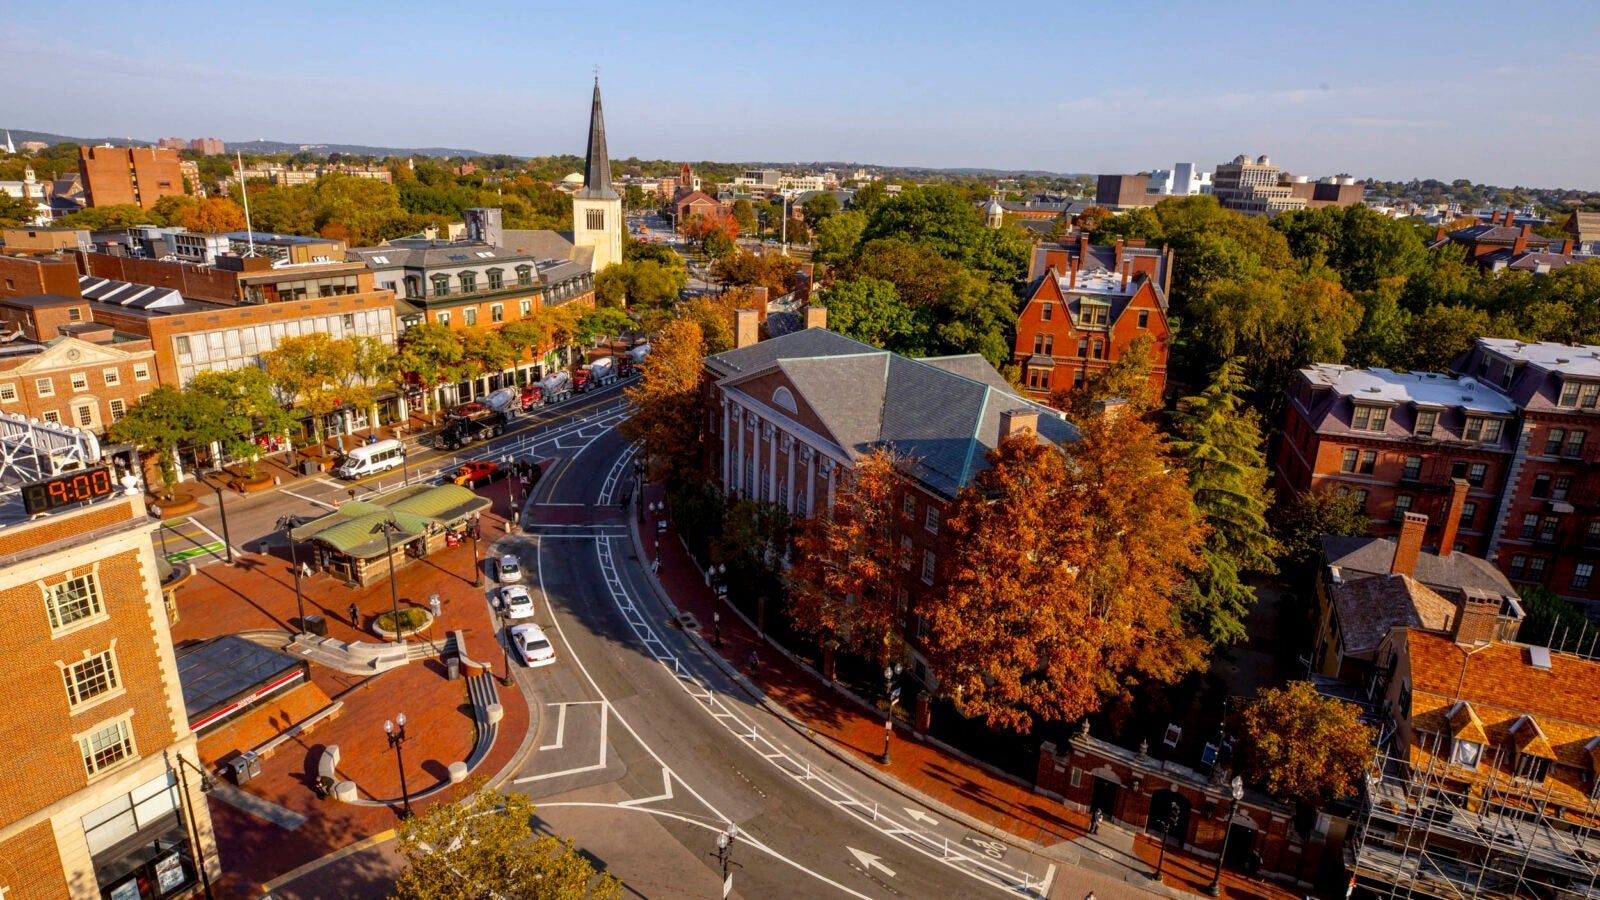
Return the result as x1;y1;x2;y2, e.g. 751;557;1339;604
0;821;71;899
80;253;240;303
0;255;80;299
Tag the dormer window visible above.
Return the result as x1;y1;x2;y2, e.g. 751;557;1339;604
1464;417;1502;443
1452;738;1482;770
1415;410;1438;437
1351;405;1389;432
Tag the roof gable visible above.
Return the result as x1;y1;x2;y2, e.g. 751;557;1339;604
14;336;142;373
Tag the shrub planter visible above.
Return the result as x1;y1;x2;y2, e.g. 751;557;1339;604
371;608;433;641
230;473;275;494
147;487;200;518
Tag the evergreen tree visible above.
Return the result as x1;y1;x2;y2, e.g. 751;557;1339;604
1169;358;1280;644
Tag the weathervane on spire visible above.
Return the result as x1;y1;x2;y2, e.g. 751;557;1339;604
593;64;600;83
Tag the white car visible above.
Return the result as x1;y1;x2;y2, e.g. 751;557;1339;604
500;585;535;619
496;554;522;584
509;623;556;667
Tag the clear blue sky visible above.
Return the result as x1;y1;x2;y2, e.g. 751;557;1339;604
8;0;1599;188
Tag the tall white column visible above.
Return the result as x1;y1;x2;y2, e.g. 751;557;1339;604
735;405;746;500
805;448;816;517
721;400;731;491
766;423;778;503
783;436;796;512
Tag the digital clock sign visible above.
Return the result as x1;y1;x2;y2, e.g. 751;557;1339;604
21;467;117;516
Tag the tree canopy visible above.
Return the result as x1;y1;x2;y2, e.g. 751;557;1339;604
620;318;706;482
1234;682;1373;808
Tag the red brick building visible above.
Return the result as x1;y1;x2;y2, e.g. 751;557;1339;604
1278;338;1600;605
1434;211;1580;273
0;294;157;433
1013;234;1172;402
674;191;727;232
78;146;184;210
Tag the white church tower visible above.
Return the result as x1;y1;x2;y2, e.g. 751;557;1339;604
572;79;622;272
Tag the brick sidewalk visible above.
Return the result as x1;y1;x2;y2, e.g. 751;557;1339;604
638;481;1294;900
171;478;533;896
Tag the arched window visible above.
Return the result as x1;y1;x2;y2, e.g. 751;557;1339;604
772;386;798;413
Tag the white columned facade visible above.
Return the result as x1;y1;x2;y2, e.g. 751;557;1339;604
721;399;731;489
765;422;778;503
735;405;746;499
782;434;796;512
803;446;816;517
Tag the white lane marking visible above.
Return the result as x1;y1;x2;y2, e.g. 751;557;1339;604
905;807;939;826
1039;863;1057;896
540;704;569;751
598;441;639;506
185;516;239;560
535;802;873;900
280;489;335;510
591;536;1043;896
618;768;675;807
514;702;608;783
848;847;897;878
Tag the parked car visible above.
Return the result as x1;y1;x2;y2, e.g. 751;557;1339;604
509;622;556;667
500;585;535;619
496;554;522;584
453;461;502;487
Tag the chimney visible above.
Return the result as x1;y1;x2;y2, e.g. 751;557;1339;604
1113;237;1125;271
1078;232;1090;260
1093;397;1127;421
1121;259;1131;290
1559;239;1574;256
1437;478;1469;558
1069;255;1079;288
803;304;828;330
1391;512;1428;578
1452;588;1502;645
999;408;1039;440
1513;224;1531;256
734;308;760;349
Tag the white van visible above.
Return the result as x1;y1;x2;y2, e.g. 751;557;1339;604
335;439;405;479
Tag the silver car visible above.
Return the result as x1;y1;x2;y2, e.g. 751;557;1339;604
497;554;522;584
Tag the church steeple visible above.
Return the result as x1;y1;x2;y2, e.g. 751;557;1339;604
580;78;618;200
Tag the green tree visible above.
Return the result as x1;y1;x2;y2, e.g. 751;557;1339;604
820;278;918;350
1271;489;1371;576
679;296;736;355
1405;303;1492;371
1272;204;1429;292
926;270;1023;367
713;499;793;610
459;328;516;380
1169;359;1280;645
812;209;867;266
391;785;620;900
187;367;295;479
1052;333;1158;420
56;204;157;230
1516;585;1593;653
576;307;634;344
260;333;358;442
861;185;1030;282
801;191;840;227
1346;284;1414;369
0;193;40;228
851;180;888;215
622;184;646;211
109;386;230;498
730;198;757;234
395;323;465;420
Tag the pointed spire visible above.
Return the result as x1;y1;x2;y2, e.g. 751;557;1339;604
580;79;618;201
3;131;13;155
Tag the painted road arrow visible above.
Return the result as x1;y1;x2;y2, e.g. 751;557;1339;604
847;847;897;878
903;807;938;826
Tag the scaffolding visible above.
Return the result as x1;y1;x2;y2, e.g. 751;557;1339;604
1349;737;1600;899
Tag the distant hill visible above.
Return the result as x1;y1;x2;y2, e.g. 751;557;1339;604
2;128;491;159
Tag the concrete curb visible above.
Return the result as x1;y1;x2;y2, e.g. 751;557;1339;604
624;502;1089;866
482;531;545;792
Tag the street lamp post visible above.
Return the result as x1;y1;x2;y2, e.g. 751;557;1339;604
633;459;646;523
377;519;405;642
881;662;902;765
711;563;727;647
1207;776;1245;896
384;714;413;819
151;504;170;560
469;515;483;588
1152;809;1178;883
710;824;740;899
169;752;215;899
198;471;234;564
277;516;306;631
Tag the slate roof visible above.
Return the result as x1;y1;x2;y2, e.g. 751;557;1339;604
498;229;577;261
1444;223;1554;248
708;329;1078;497
1321;535;1519;607
1330;573;1457;655
578;80;618;201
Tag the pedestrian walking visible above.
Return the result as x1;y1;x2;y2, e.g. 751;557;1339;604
747;649;758;671
429;593;442;620
1090;809;1103;835
348;603;359;627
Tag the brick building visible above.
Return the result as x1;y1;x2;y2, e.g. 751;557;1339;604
1212;154;1363;216
673;191;727;231
78;147;184;210
188;138;224;156
0;294;157;433
1094;173;1165;211
1276;364;1517;556
1013;234;1172;401
0;493;219;899
1279;338;1600;605
1434;211;1580;273
700;321;1076;685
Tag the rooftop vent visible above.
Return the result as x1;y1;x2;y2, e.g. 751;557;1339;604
1528;646;1552;670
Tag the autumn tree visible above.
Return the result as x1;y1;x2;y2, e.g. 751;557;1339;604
1051;333;1158;420
178;197;248;233
187;367;294;478
621;318;706;482
1169;359;1280;645
260;333;358;442
923;411;1208;733
391;785;620;900
459;328;516;381
109;385;230;498
679;296;736;355
1271;489;1371;576
1234;682;1373;808
786;449;911;665
395;323;464;420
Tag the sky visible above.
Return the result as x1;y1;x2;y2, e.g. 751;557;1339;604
6;0;1600;189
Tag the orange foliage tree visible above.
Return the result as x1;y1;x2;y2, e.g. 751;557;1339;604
178;197;248;233
785;448;910;665
621;318;707;482
1234;681;1374;808
923;410;1208;733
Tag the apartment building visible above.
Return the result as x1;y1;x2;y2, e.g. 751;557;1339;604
1013;234;1173;401
700;321;1076;685
0;492;219;899
0;293;157;432
1433;211;1580;274
78;147;184;210
1212;154;1363;216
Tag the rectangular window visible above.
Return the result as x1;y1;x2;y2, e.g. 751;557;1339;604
436;311;451;327
1480;419;1503;443
1465;418;1488;442
1138;309;1150;329
1340;449;1358;473
1553;476;1572;501
1392;494;1413;520
520;299;533;317
1544;428;1565;456
1532;474;1551;498
1076;337;1088;358
67;306;83;322
47;572;103;630
517;267;533;287
1528;557;1547;581
1561;381;1582;407
463;308;478;326
491;304;504;324
1521;513;1540;539
1402;456;1422;480
1092;340;1104;360
1415;410;1437;437
42;410;60;424
0;383;14;402
35;377;54;397
174;336;190;356
1366;407;1394;431
1353;406;1388;431
1509;554;1527;579
76;403;94;427
109;399;126;422
1539;516;1560;542
80;718;135;776
1033;334;1045;354
925;507;940;535
1041;302;1053;321
1358;450;1377;475
899;536;914;570
1353;488;1369;511
1042;334;1053;355
63;649;120;708
1581;383;1600;408
1576;564;1594;590
587;209;604;230
903;493;916;517
1565;430;1586;457
488;270;504;291
133;364;149;381
460;272;477;293
1459;501;1476;527
1468;463;1486;487
102;368;120;387
922;549;937;585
